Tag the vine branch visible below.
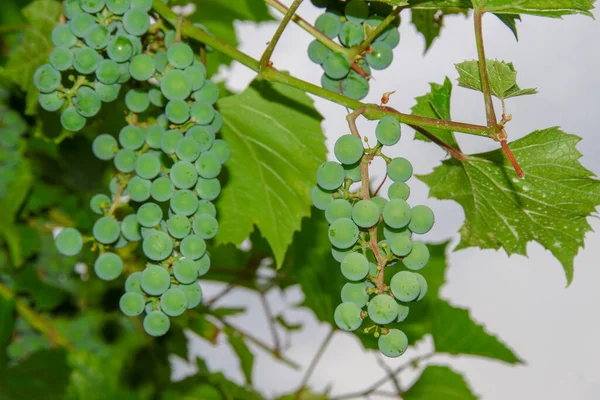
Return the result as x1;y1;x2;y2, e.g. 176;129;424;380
352;6;405;57
473;9;497;129
260;0;304;70
259;291;281;354
295;327;335;397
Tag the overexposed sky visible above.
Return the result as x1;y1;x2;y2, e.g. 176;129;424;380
176;2;600;399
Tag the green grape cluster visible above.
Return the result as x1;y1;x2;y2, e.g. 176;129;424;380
308;0;401;100
44;2;230;337
312;116;434;358
0;96;29;198
33;0;155;132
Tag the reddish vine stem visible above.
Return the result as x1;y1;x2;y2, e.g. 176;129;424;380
373;174;388;196
346;106;387;293
410;125;467;161
501;139;525;178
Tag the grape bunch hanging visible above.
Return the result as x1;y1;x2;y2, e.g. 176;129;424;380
312;116;434;358
308;0;401;100
37;0;230;337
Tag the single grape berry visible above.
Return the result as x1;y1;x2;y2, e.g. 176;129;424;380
121;214;142;241
340;252;369;281
367;294;398;325
338;21;364;47
325;199;352;223
93;216;121;244
345;0;370;23
323;52;351;79
409;205;434;234
173;258;198;284
390;271;420;302
167;42;194;69
170;189;199;216
167;215;191;239
307;40;332;64
33;64;61;94
144;311;170;337
170;161;199;189
331;246;352;263
55;228;83;256
90;194;111;214
161;288;188;316
181;282;203;309
388;182;410;200
365;42;393;70
334;302;363;332
387;157;413;182
135;153;161;180
197;253;210;277
328;217;359;249
125;89;150;113
311;185;334;210
414;273;428;301
383;199;411;229
61;107;87;132
137;202;163;227
125;271;143;293
120;292;145;316
341;75;369;101
194;151;221;179
376;116;401;146
114;149;137;173
38;91;65;112
340;282;370;308
351;199;380;228
390;235;412;257
403;241;429;271
128;176;152;202
378;329;408;358
94;252;124;281
192;214;218;239
334;134;363;165
166;99;190;124
123;8;150;36
160;69;192;101
130;53;155;81
141;264;171;295
142;231;174;261
151;176;174;202
316;161;345;190
397;303;410;322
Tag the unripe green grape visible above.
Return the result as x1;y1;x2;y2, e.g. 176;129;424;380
117;61;131;83
366;42;394;70
148;88;165;107
61;107;87;132
151;176;174;202
94;252;123;281
185;65;207;91
181;282;202;308
321;74;341;94
166;215;190;239
173;258;198;284
125;271;143;293
206;111;223;135
403;241;429;271
325;199;352;223
315;12;342;39
388;182;410;201
127;176;151;202
307;40;332;64
334;134;363;165
396;303;410;322
365;16;390;40
323;52;351;79
390;271;420;302
341;75;369;101
114;149;137;173
387;157;412;182
107;35;133;63
311;185;334;210
190;102;215;125
192;214;218;239
166;99;190;124
125;89;150;113
331;246;351;262
414;273;428;301
170;189;199;216
157;114;169;128
121;214;142;241
316;161;344;190
193;81;219;105
92;134;118;161
340;252;369;281
160;69;192;101
160;288;188;316
381;28;400;48
195;178;221;201
90;193;111;214
119;292;145;316
106;0;131;14
170;161;198;189
352;200;380;228
196;200;216;217
134;154;160;181
129;53;155;81
123;8;149;36
328;217;359;249
345;0;369;23
94;81;121;103
93;216;120;244
167;42;194;69
96;59;120;84
113;235;129;249
73;47;100;74
186;125;214;152
49;47;73;71
390;235;412;257
194;151;221;179
143;311;170;336
180;234;206;260
154;50;168;73
74;87;101;118
343;161;361;182
52;24;77;48
175;137;201;162
339;21;364;47
161;129;183;155
137;202;163;227
197;253;210;276
408;205;434;234
378;329;408;358
33;64;61;94
210;140;230;164
38;91;65;112
334;302;363;332
383;199;411;229
85;24;110;50
367;294;398;324
80;0;105;13
145;125;164;150
55;227;83;256
142;231;174;261
341;282;369;307
69;13;95;38
376;116;401;146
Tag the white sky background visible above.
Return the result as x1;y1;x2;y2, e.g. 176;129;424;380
174;2;600;399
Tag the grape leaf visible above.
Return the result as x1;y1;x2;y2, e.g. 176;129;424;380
410;77;458;146
224;326;254;385
455;59;537;101
419;127;600;284
216;79;327;267
411;9;443;52
0;0;61;115
403;366;477;400
0;296;15;355
494;13;521;40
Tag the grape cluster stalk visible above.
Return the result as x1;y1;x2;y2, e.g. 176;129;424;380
312;114;434;358
308;0;401;100
39;0;230;337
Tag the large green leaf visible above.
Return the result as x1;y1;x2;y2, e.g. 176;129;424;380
419;127;600;284
455;59;537;101
0;0;61;115
216;79;327;266
403;366;477;400
411;9;443;52
410;77;458;146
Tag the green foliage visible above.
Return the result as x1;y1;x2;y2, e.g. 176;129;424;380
403;365;477;399
411;77;457;146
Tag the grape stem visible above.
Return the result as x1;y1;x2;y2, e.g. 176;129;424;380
294;327;335;398
346;106;387;293
259;291;281;353
408;123;467;161
0;281;73;350
260;0;304;71
107;180;127;216
351;5;406;58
